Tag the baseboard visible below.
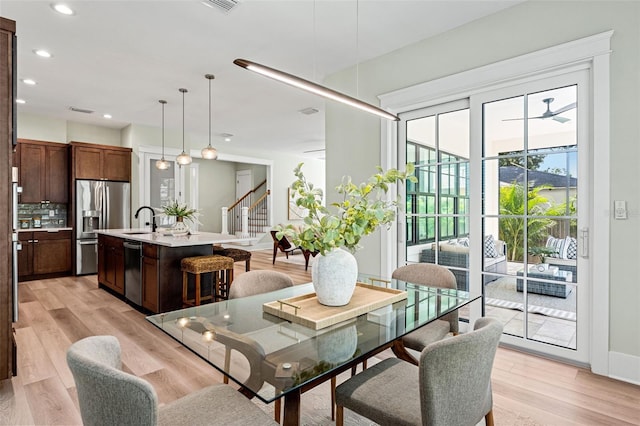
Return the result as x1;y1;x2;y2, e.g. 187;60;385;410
609;351;640;385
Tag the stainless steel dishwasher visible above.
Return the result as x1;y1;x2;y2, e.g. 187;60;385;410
123;241;142;306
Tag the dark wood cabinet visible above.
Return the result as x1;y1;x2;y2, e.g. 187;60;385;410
17;230;72;281
98;235;125;295
71;142;131;182
17;140;68;204
142;244;158;313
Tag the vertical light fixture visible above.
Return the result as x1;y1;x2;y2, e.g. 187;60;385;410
176;88;193;166
201;74;218;160
155;100;170;170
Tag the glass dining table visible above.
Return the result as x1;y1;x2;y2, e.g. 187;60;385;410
146;274;480;426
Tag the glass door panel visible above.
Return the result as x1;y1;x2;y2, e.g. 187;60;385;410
402;101;471;321
481;81;582;353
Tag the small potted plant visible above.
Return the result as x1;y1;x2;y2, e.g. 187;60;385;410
158;200;200;234
528;246;556;265
276;163;415;306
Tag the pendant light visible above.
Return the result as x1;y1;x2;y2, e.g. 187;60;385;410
176;88;193;166
201;74;219;160
234;0;398;122
155;100;171;170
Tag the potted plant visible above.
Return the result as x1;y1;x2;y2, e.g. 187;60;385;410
528;246;556;265
276;163;415;306
158;200;200;233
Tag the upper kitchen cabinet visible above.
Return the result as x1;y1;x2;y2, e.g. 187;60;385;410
71;141;132;182
17;139;69;204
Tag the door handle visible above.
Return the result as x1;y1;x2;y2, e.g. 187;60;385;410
579;227;589;258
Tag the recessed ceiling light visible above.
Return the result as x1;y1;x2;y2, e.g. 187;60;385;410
221;132;233;142
103;114;112;119
51;3;75;15
33;49;52;58
22;79;36;85
16;99;26;104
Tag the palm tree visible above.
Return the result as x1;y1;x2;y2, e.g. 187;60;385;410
498;183;560;261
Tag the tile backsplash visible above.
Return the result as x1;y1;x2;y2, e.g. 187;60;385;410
18;203;67;229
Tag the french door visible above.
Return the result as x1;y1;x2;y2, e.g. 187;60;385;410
399;70;590;362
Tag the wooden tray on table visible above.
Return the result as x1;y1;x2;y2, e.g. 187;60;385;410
263;282;407;330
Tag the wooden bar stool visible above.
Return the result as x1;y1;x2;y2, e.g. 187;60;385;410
181;255;234;306
212;246;252;271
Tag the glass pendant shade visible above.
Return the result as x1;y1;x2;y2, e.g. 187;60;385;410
201;145;218;159
178;87;192;166
155;158;170;170
155;99;171;170
176;151;192;165
202;74;218;160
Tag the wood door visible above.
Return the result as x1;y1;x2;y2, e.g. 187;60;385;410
19;143;45;203
142;256;158;313
97;235;106;284
17;233;33;278
74;146;102;180
113;243;125;294
45;144;68;203
102;149;130;182
32;234;71;275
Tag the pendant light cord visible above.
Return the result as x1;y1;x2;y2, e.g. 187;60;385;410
356;0;359;99
161;101;165;157
209;76;212;147
181;89;186;152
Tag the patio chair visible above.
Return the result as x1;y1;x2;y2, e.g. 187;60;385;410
335;318;503;426
391;263;459;365
66;335;277;426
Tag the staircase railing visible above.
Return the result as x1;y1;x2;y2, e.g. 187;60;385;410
222;180;269;237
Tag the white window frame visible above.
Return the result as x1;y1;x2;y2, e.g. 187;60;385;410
379;31;612;375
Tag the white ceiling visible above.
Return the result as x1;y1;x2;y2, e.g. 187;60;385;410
1;0;521;159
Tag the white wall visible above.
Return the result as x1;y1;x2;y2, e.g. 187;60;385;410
324;0;639;365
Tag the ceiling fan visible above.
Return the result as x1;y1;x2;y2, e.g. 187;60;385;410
504;97;576;123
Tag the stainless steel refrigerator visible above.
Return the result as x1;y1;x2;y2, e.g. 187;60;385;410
76;180;130;275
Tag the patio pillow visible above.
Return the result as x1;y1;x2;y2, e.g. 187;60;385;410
565;236;577;259
484;234;499;258
545;236;566;258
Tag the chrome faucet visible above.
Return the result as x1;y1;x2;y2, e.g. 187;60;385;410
134;206;157;232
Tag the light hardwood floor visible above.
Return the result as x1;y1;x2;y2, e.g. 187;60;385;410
2;249;639;425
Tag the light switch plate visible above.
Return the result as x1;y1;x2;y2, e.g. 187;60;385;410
614;200;627;220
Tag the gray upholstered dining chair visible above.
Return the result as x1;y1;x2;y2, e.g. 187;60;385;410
228;269;294;423
229;269;294;299
67;335;277;426
335;317;503;426
392;263;459;365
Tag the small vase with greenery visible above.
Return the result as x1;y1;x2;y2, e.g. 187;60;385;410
158;200;201;233
276;163;415;306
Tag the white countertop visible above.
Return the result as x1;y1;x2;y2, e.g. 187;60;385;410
96;228;256;248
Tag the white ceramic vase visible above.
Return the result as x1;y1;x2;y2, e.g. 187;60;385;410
312;248;358;306
317;324;358;364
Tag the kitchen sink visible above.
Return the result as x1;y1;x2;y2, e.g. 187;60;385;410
122;231;151;235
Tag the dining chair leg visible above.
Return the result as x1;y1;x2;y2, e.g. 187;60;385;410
330;376;337;420
336;405;344;426
391;339;419;365
485;409;494;426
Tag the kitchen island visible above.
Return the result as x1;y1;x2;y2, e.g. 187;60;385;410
96;229;253;313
